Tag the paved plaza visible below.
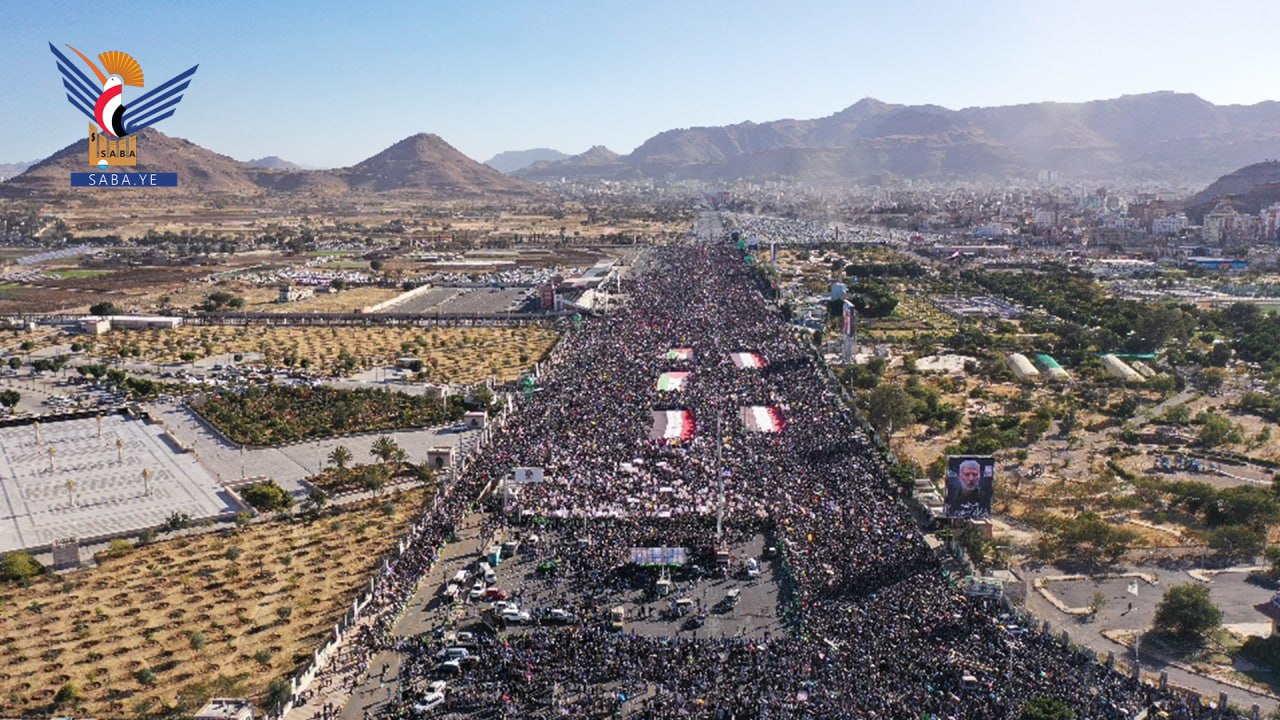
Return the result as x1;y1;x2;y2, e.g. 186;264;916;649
0;413;236;553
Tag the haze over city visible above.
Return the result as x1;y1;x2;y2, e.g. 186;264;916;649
7;2;1280;719
8;0;1280;167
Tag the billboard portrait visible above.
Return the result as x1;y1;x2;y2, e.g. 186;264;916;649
944;455;995;519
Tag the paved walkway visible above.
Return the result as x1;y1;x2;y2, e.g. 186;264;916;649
145;401;478;498
1021;565;1279;714
335;511;490;720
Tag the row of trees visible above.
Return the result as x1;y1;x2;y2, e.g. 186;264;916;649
195;385;466;445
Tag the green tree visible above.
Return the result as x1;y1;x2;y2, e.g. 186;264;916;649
0;389;19;407
1153;583;1222;638
1205;525;1264;563
863;383;916;445
0;551;43;582
6;357;19;371
327;445;353;472
1020;696;1075;720
370;436;405;465
266;676;292;712
1195;410;1242;448
358;464;391;495
1205;486;1280;529
241;480;293;513
89;301;121;316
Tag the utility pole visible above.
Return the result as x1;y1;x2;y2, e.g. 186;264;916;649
716;409;724;545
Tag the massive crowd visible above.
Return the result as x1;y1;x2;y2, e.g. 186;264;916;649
340;217;1239;719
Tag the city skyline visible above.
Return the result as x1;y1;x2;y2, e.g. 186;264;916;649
7;0;1280;168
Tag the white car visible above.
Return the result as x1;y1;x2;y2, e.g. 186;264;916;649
467;581;485;601
412;692;444;713
544;608;575;624
501;608;532;625
745;558;760;579
435;647;469;661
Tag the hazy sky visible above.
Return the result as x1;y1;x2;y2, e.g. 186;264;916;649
8;0;1280;167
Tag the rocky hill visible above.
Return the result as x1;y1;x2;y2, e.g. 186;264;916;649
1185;160;1280;221
340;133;533;195
0;130;538;198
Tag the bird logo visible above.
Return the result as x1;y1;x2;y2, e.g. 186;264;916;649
50;43;198;167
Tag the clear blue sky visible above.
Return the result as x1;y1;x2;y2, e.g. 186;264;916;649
7;0;1280;167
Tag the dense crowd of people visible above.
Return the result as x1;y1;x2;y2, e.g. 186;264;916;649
338;216;1241;719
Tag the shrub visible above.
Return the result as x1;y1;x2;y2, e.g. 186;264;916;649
53;682;81;705
0;551;43;583
241;481;293;513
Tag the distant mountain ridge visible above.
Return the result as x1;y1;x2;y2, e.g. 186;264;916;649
245;155;301;170
486;148;568;173
522;93;1280;184
0;130;536;198
0;160;34;180
519;146;631;180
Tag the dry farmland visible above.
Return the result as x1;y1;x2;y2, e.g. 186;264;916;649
84;325;560;383
0;489;426;716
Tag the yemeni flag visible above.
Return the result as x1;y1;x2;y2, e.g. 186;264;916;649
664;348;694;361
650;410;695;442
730;352;766;369
740;406;784;433
656;371;690;392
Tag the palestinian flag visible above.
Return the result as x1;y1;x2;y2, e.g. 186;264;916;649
650;410;695;442
656;371;691;392
740;406;784;433
730;352;766;369
664;348;694;361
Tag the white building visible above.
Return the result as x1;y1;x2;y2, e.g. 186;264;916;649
1151;214;1189;235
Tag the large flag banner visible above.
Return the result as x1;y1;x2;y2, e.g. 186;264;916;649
740;406;784;433
664;348;694;361
656;371;691;392
650;410;695;442
730;352;766;369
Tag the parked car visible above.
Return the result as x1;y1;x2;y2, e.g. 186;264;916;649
544;608;575;625
412;692;444;713
502;608;532;625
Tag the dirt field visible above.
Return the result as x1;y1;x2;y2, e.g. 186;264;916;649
86;325;560;383
0;489;427;716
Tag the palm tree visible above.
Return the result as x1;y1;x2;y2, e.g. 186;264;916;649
370;436;402;465
327;445;353;473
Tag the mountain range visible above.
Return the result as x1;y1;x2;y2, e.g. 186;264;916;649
485;148;569;173
0;160;34;181
513;93;1280;185
10;92;1280;195
0;130;535;198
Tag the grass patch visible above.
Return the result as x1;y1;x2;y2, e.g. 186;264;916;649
47;269;114;279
